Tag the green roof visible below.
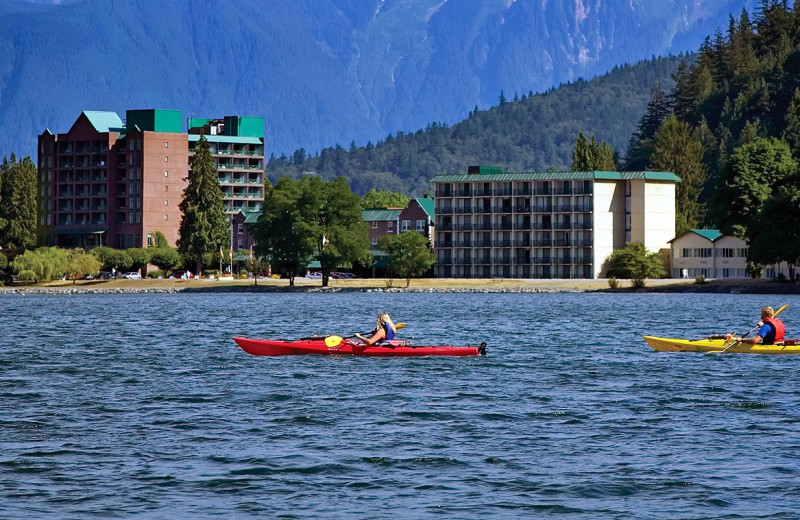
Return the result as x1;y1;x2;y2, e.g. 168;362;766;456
362;209;402;221
307;260;321;269
83;111;124;133
188;134;263;145
431;171;681;183
126;109;182;133
669;229;724;243
244;211;260;224
414;197;434;217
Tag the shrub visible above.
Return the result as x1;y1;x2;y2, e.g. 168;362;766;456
607;277;619;289
18;269;37;282
631;278;646;289
239;269;248;278
694;275;706;284
148;269;165;279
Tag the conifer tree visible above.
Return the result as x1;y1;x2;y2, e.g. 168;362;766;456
0;154;38;251
650;115;709;235
571;132;591;170
624;82;672;170
177;135;229;275
782;88;800;157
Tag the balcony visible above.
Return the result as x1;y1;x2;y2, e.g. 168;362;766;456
493;240;512;247
493;222;513;231
454;207;473;214
437;207;453;215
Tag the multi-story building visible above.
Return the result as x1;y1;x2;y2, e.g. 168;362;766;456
431;166;679;278
37;109;265;249
187;116;265;216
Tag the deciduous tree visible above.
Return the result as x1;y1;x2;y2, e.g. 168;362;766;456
251;177;312;286
378;231;435;287
604;243;667;288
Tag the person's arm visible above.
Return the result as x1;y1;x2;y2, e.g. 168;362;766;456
355;328;385;346
739;323;770;344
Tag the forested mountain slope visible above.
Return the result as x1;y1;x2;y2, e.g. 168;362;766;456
266;55;686;195
0;0;753;158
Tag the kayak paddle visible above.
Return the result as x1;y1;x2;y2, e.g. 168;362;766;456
721;304;788;353
326;322;406;347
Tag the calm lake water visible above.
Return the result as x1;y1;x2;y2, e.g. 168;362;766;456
2;291;800;519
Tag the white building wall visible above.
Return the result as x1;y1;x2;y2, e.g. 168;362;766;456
670;233;716;278
592;180;622;277
639;181;676;253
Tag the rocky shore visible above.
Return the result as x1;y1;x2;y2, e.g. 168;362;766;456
1;279;798;295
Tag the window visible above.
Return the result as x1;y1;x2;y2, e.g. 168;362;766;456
388;221;394;231
238;241;244;249
371;237;378;245
371;221;378;229
164;156;168;163
164;171;168;177
164;214;168;220
238;224;244;234
164;200;168;206
416;219;425;231
164;142;169;148
401;220;410;231
165;185;168;192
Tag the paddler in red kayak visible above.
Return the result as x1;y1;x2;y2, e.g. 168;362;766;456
735;306;785;345
355;312;397;346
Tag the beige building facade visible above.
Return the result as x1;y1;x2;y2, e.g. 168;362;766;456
432;167;679;279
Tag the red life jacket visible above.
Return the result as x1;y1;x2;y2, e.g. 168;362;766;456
763;317;785;344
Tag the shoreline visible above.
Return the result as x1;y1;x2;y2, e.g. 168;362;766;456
1;277;798;295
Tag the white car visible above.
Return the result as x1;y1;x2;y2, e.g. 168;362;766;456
121;272;142;280
304;272;322;279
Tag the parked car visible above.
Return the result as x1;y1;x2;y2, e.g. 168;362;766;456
304;272;322;279
172;270;194;279
121;272;141;280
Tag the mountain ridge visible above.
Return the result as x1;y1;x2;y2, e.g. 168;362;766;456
1;0;756;158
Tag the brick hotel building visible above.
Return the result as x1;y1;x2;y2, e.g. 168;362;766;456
37;109;265;249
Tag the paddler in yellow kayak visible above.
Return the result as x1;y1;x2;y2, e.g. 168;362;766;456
355;312;398;346
733;306;786;345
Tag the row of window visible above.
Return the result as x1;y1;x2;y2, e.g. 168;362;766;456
371;220;427;232
679;248;748;258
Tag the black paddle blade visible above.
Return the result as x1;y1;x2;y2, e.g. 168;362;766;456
478;342;487;356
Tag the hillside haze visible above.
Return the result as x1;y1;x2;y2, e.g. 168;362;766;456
1;0;755;159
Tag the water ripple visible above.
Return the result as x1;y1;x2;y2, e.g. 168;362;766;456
2;292;800;518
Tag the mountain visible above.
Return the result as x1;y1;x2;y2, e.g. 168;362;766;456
0;0;756;159
266;55;686;195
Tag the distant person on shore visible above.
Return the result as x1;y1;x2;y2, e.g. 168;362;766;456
735;306;785;345
355;312;397;346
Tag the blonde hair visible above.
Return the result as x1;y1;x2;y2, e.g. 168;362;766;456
377;312;397;334
762;306;774;317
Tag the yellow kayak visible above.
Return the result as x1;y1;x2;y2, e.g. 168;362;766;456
643;336;800;355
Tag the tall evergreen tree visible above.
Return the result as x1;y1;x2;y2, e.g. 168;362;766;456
177;135;229;275
0;154;38;251
624;82;672;170
782;87;800;156
649;115;709;235
571;132;592;170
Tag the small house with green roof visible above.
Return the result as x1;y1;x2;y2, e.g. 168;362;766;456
669;229;751;279
431;166;680;279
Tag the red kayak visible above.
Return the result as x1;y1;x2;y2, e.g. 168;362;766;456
233;336;487;357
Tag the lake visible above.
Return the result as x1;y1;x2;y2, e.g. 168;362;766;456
2;292;799;519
